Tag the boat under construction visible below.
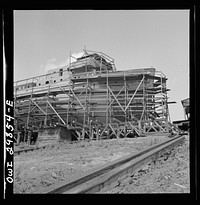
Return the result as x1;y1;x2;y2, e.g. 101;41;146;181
14;49;177;145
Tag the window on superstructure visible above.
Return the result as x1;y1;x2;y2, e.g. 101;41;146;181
59;68;63;76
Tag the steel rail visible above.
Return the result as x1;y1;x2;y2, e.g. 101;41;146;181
14;144;50;155
33;134;185;194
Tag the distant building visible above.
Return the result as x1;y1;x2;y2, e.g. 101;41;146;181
181;98;190;120
173;98;189;131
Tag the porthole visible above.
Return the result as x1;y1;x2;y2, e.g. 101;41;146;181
60;79;63;81
54;80;56;83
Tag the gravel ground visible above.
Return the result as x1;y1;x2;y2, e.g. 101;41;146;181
99;135;190;194
14;135;170;193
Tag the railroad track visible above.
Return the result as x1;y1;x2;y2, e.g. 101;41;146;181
33;134;186;194
14;144;50;155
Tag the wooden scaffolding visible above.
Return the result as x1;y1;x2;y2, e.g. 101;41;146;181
14;49;171;142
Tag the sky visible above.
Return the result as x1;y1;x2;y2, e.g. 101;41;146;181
14;10;189;122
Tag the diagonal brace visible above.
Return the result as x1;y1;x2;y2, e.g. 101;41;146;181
108;124;117;138
29;94;48;114
154;120;165;131
99;124;108;139
107;85;125;112
29;98;47;115
107;85;125;111
47;101;66;125
125;76;145;111
70;88;85;110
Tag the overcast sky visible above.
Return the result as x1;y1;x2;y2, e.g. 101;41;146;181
14;10;189;121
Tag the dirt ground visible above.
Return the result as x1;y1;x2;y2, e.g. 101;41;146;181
99;134;190;193
14;135;170;193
